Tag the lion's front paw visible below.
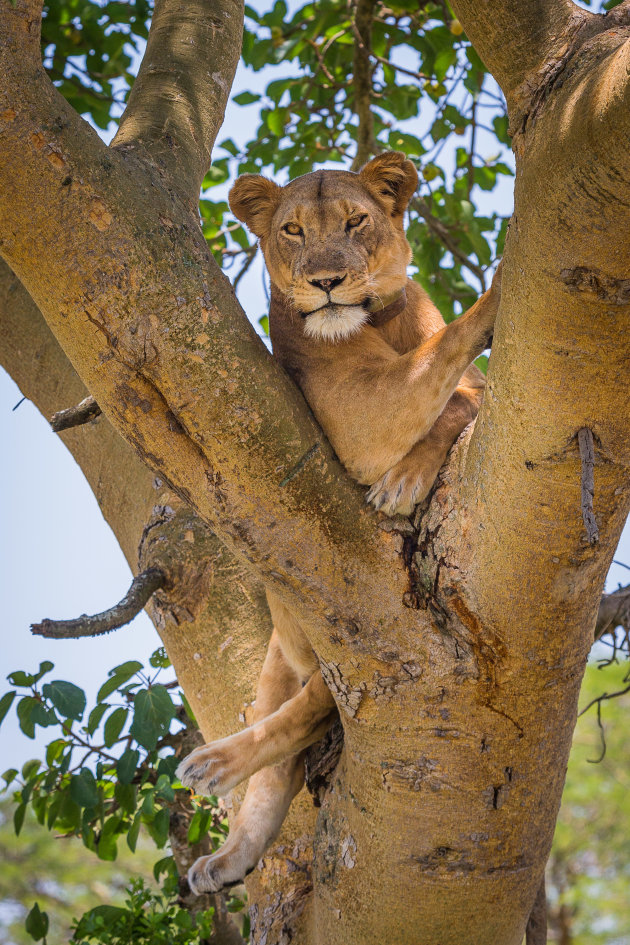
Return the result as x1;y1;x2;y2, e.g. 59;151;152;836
176;739;245;798
366;467;429;517
188;852;254;896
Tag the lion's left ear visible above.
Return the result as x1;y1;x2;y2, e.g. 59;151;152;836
359;151;418;217
229;174;281;239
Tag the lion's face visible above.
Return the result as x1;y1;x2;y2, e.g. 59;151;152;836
229;152;418;341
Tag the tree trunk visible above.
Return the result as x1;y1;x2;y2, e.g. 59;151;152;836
1;1;630;942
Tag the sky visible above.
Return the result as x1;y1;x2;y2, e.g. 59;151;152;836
1;10;629;774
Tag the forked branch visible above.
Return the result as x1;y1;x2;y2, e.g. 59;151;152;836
31;567;166;638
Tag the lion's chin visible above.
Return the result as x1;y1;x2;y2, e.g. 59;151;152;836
302;304;369;343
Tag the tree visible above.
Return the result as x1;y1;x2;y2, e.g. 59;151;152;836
1;0;630;942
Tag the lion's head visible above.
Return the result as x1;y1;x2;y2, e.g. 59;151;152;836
228;152;418;342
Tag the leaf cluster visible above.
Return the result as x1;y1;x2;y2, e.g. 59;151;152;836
1;655;224;863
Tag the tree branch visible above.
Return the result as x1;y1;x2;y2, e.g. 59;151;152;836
31;567;166;638
350;0;378;170
112;0;244;204
50;394;101;432
595;585;630;642
448;0;590;101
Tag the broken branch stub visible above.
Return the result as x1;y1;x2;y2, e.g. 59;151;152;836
30;567;165;638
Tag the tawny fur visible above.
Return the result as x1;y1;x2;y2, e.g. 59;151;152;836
177;152;502;894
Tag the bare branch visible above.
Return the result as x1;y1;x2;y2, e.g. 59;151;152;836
351;0;378;171
31;567;166;638
50;394;101;432
595;584;630;641
113;0;244;203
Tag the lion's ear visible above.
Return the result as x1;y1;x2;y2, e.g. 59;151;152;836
359;151;418;217
229;175;281;238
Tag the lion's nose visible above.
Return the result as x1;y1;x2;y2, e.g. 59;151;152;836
308;273;347;293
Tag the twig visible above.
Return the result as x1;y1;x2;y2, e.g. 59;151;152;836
31;567;166;638
577;427;598;544
410;197;487;290
467;94;478;201
12;396;26;411
372;54;427;82
578;681;630;763
233;245;258;292
279;443;320;487
50;394;102;432
306;38;339;87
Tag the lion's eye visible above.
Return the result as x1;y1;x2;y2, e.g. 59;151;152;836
282;222;303;237
346;214;368;231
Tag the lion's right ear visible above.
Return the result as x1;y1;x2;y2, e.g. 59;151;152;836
229;175;281;239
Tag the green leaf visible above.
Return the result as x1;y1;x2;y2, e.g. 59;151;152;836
97;660;143;703
14;802;27;835
153;854;175;882
127;812;141;852
70;768;99;809
17;696;38;738
149;646;171;669
188;808;212;845
86;702;109;735
22;759;41;780
34;660;54;682
0;690;16;727
25;903;49;941
103;706;128;747
233;90;261;105
8;670;36;687
129;685;176;750
266;108;286;137
97;815;120;861
42;680;86;720
114;781;136;816
146;807;170;848
116;748;140;785
45;738;67;767
2;767;18;786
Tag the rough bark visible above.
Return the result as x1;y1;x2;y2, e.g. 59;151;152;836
1;1;630;943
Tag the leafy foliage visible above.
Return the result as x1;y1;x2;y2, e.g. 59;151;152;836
549;661;630;944
0;654;238;943
70;874;215;944
41;0;150;129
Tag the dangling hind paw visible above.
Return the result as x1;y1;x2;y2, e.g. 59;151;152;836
176;737;247;798
187;852;256;896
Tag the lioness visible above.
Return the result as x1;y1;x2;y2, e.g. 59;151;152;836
177;152;502;894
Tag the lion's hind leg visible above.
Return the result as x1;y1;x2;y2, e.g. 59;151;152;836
176;659;335;797
187;753;305;894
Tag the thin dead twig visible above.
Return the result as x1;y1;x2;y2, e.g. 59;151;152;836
31;567;166;638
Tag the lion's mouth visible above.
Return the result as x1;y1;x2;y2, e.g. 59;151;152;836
300;300;368;320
